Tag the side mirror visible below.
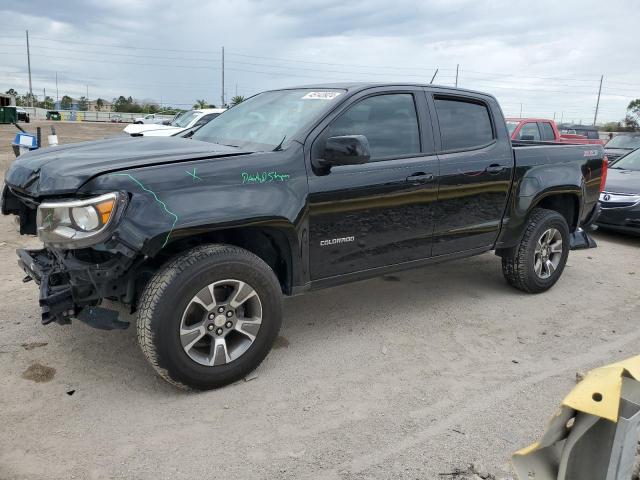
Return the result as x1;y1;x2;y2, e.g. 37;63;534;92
316;135;370;169
520;134;535;141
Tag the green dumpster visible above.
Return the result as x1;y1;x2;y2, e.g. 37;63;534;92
0;106;17;124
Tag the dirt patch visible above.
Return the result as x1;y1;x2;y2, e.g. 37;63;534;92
0;121;124;175
21;362;56;383
21;341;48;350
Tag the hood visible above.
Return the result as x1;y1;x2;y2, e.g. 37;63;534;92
604;168;640;195
5;136;251;197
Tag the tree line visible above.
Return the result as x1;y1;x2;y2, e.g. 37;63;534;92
5;88;245;114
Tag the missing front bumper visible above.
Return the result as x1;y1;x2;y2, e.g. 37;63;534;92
17;248;129;329
18;248;75;325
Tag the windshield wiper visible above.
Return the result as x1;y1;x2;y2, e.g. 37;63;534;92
272;135;286;152
208;141;240;148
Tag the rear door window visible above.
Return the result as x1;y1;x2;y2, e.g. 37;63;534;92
434;97;494;151
539;122;555;141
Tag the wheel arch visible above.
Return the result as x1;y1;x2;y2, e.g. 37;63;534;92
146;225;299;295
496;186;582;254
530;191;580;233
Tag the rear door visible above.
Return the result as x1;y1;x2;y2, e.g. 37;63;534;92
307;88;439;279
428;92;514;256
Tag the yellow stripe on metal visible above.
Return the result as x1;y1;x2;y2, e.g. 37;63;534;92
562;355;640;422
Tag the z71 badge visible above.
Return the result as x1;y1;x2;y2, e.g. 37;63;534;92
320;236;355;246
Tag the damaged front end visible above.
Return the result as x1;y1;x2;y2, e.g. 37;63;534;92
4;185;143;330
18;247;137;329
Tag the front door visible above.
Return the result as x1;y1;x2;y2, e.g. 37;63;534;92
307;90;439;280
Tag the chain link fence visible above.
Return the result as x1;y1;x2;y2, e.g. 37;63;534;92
21;107;174;123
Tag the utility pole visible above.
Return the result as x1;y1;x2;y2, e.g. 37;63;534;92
43;87;46;108
221;46;225;107
553;111;556;121
86;85;89;103
55;72;59;101
26;30;33;107
593;74;603;126
561;111;564;124
455;64;459;88
519;103;523;117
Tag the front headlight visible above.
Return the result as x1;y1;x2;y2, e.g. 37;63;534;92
36;192;124;247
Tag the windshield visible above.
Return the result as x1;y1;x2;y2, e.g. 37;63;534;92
611;149;640;171
173;111;199;128
606;135;640;149
192;89;346;150
169;112;184;125
506;121;519;135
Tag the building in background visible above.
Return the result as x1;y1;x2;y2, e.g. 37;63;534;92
88;99;113;111
53;98;113;111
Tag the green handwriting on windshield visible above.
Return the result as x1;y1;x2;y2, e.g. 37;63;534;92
241;171;290;184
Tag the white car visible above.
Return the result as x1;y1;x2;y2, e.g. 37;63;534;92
133;113;167;124
124;109;226;137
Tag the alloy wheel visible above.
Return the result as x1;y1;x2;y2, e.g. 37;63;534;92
533;228;563;279
179;279;263;366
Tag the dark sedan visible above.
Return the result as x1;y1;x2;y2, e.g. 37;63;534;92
604;134;640;163
597;148;640;235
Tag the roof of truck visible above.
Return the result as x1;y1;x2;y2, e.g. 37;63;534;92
506;118;556;123
274;82;497;99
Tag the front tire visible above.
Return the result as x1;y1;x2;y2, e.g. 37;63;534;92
137;245;282;390
501;208;570;293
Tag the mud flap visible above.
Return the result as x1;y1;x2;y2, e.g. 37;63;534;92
570;227;597;250
513;356;640;480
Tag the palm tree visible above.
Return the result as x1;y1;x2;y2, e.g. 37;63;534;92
231;95;245;106
96;98;104;111
193;99;208;109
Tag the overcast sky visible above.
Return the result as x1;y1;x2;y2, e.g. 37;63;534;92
0;0;638;123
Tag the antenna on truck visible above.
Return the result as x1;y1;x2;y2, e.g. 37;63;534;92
430;69;439;84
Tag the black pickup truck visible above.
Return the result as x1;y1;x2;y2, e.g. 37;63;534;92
2;83;606;389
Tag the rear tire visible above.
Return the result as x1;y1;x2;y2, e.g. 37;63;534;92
501;208;570;293
137;244;282;390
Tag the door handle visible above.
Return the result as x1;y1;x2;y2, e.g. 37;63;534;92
406;172;434;184
486;164;506;174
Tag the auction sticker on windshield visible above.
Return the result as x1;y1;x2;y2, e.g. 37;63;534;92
302;91;342;100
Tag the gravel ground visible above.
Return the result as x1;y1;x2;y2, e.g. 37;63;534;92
0;122;639;480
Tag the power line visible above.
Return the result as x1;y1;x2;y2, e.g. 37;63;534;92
2;33;639;89
0;44;453;79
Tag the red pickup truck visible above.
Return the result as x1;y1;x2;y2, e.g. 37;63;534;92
506;118;604;145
